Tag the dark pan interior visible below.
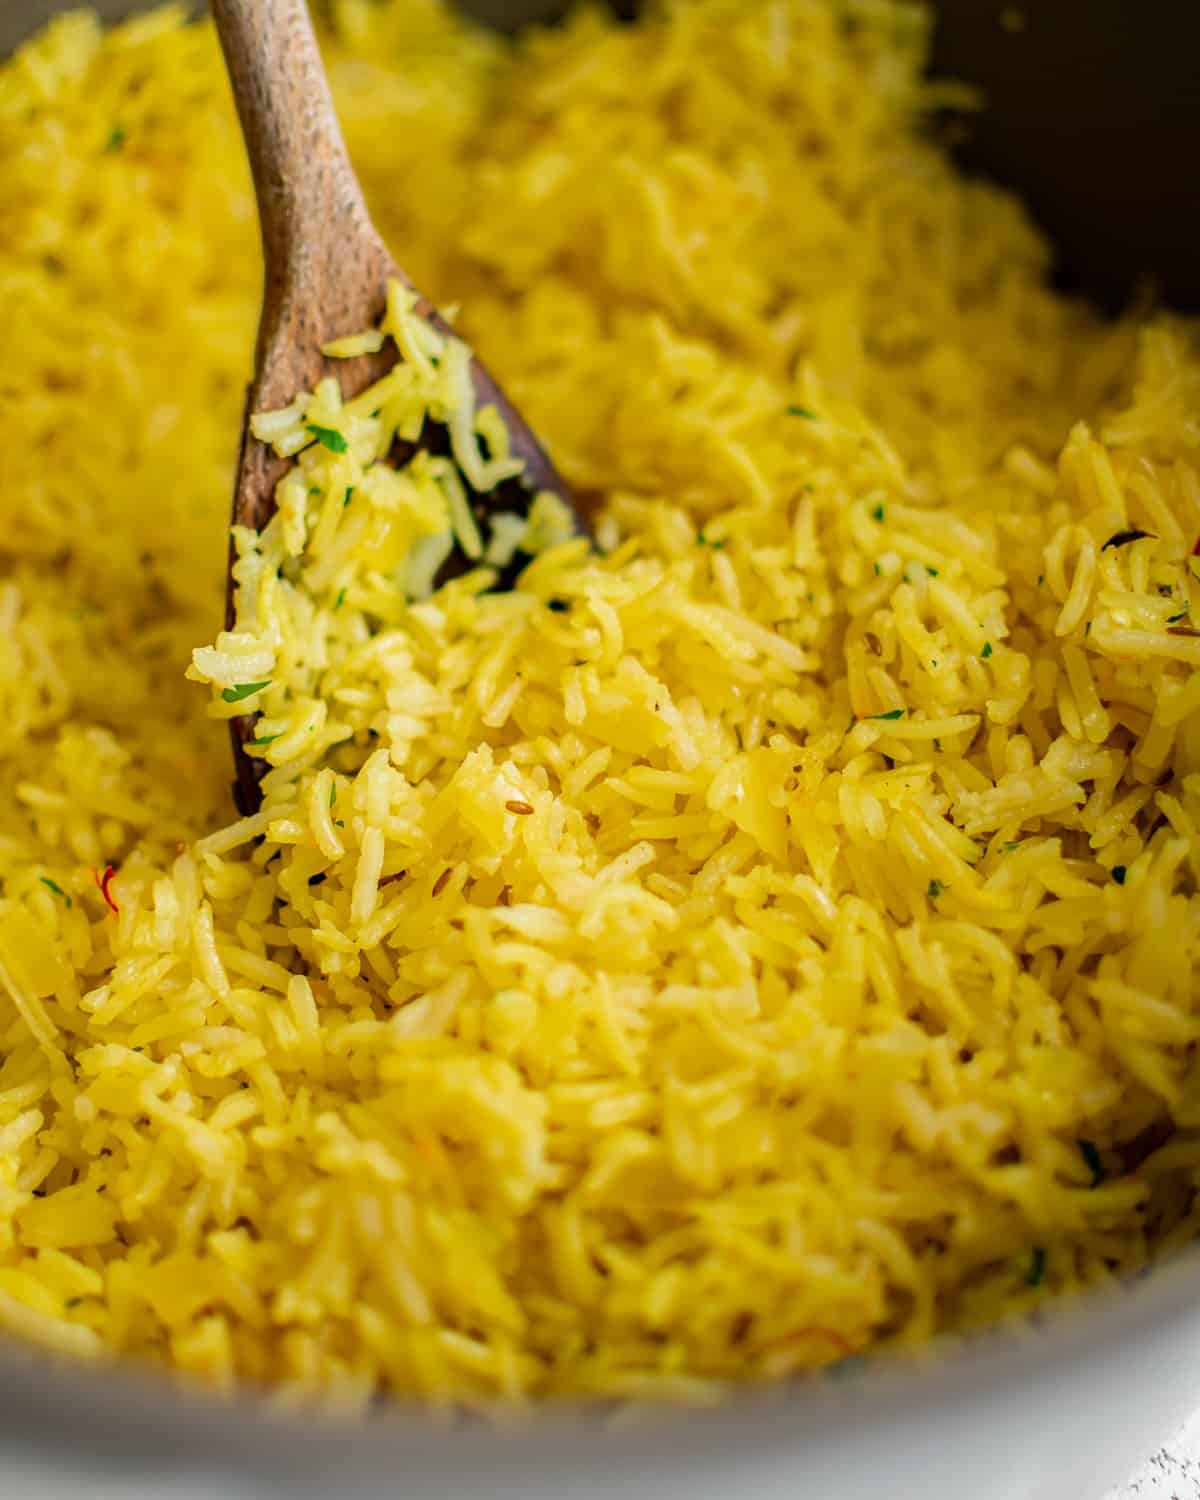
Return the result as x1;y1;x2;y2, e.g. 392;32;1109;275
927;0;1200;313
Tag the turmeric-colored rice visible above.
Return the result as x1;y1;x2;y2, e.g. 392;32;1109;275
2;0;1200;1406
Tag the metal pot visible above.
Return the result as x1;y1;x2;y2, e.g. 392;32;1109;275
1;3;1198;1497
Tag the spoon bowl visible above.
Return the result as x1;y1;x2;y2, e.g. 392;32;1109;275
211;0;582;814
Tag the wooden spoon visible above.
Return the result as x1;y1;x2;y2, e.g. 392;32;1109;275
211;0;581;815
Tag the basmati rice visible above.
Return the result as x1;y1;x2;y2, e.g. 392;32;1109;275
0;0;1199;1408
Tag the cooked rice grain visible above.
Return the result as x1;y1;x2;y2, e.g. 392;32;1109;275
1;0;1199;1407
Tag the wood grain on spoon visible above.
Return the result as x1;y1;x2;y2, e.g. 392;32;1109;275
210;0;579;815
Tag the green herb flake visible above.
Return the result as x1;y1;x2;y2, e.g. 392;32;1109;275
1002;841;1021;852
867;708;905;721
1111;865;1127;885
343;486;354;508
927;879;944;902
1026;1246;1046;1287
221;680;271;704
696;531;725;549
871;503;886;523
874;562;881;576
1078;1139;1106;1188
329;783;337;809
308;873;327;888
105;124;126;153
787;404;816;420
334;588;347;611
306;424;348;454
926;565;939;577
1102;528;1155;552
334;819;345;829
247;733;283;748
39;877;71;908
1037;574;1045;587
1168;611;1188;624
981;642;993;659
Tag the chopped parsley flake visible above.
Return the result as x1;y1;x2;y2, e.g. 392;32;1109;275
874;562;881;576
329;784;337;809
547;597;569;613
927;879;944;902
1078;1139;1106;1187
334;588;347;611
307;424;348;453
981;642;993;659
343;486;354;507
105;124;126;152
696;531;724;549
1026;1247;1046;1287
1168;611;1188;624
871;503;885;523
867;708;905;721
308;873;327;887
221;680;270;703
39;877;71;908
787;404;816;420
247;733;282;748
1111;865;1127;885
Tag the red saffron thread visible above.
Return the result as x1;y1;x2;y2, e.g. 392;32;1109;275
94;865;120;915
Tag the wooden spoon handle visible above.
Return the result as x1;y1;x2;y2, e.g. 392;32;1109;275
210;0;390;381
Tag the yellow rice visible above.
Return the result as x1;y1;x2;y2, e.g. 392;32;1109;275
1;0;1200;1407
